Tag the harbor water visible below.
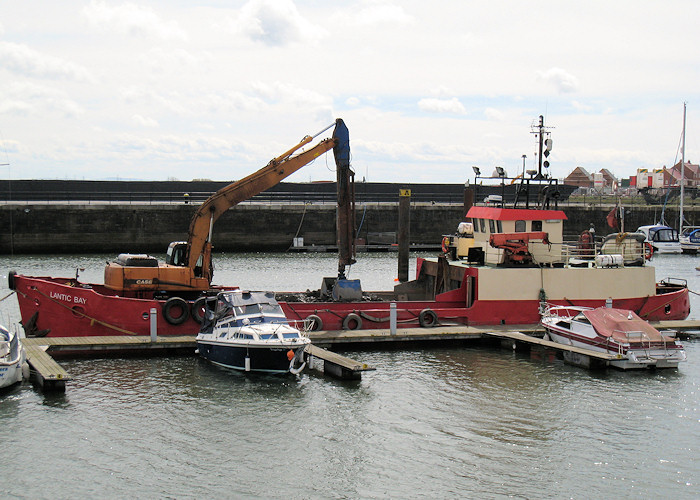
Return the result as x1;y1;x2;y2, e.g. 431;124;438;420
1;252;699;499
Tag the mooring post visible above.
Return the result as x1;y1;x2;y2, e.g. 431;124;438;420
390;302;397;335
150;307;157;342
398;188;411;282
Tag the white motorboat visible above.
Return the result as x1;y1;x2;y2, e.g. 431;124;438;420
636;224;681;254
0;325;27;389
680;226;700;254
541;305;687;369
196;290;310;374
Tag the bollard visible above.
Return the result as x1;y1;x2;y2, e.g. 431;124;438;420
150;307;157;342
390;302;397;335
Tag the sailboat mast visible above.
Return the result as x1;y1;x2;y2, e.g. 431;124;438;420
680;102;686;234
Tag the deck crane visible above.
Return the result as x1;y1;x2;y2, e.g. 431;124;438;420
104;119;350;298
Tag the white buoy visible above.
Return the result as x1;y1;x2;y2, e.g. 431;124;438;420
245;356;251;372
390;302;397;335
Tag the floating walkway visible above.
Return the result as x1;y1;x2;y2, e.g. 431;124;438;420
19;318;699;391
21;336;375;391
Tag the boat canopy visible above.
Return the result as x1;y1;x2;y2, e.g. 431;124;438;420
467;206;567;221
583;308;665;342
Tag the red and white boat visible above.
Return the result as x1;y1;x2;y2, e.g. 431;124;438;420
9;200;690;337
541;305;687;369
7;116;691;338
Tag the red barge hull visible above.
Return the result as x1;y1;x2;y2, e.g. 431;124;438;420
9;257;690;338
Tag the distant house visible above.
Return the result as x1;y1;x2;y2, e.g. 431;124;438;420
668;160;700;187
564;167;618;191
564;167;593;188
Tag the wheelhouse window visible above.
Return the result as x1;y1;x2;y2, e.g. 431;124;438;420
496;221;502;233
515;220;526;232
532;220;542;231
489;219;495;233
479;219;486;233
473;219;479;233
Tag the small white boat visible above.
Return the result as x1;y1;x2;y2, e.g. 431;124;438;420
541;305;686;369
636;224;681;254
196;290;310;374
0;325;27;389
680;226;700;254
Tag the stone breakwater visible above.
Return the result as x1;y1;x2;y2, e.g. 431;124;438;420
0;202;694;254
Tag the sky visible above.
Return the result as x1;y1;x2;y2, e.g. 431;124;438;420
1;1;699;184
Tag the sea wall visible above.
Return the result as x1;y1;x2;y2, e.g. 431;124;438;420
0;203;696;254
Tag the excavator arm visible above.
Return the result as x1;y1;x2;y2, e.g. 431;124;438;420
187;118;349;283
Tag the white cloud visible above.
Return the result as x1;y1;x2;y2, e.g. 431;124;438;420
536;67;580;93
0;42;96;83
484;108;505;121
82;1;188;41
353;3;415;26
418;97;466;115
0;82;85;117
232;0;327;46
132;114;159;128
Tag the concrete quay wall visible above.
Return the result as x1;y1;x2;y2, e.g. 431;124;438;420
0;203;696;254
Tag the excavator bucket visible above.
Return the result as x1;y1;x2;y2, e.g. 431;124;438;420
332;118;350;169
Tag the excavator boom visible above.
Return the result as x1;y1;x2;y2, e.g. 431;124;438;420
104;119;349;294
187;118;349;282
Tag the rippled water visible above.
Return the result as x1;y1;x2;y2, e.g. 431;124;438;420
1;253;699;499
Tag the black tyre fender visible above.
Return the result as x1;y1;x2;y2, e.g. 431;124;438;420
305;314;323;331
191;296;207;324
162;297;189;325
342;312;363;331
418;308;438;328
8;270;16;290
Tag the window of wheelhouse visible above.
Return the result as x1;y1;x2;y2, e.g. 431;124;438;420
515;220;526;232
479;219;486;233
472;219;479;233
532;220;542;231
488;219;495;233
496;220;502;233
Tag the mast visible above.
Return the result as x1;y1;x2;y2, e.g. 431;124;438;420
680;102;686;234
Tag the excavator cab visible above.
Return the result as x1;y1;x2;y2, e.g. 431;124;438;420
166;241;187;267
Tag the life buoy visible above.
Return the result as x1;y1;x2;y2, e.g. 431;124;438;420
418;308;438;328
342;313;363;330
441;236;450;254
305;314;323;331
644;242;654;260
162;297;189;325
191;296;207;324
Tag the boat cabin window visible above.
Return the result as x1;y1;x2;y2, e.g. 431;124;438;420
472;219;479;233
652;228;678;242
532;220;542;231
497;220;502;233
282;332;300;339
489;219;495;233
260;333;279;340
573;312;590;324
515;220;526;232
479;219;486;233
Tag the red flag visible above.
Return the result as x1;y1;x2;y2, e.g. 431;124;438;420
606;206;619;229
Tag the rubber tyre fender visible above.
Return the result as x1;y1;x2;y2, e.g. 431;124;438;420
418;308;438;328
191;296;207;324
8;270;16;290
305;314;323;331
162;297;189;325
342;313;363;331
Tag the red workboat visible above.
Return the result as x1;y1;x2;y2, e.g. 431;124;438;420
8;117;690;337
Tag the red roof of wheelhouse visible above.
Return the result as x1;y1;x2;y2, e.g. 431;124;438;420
466;206;568;221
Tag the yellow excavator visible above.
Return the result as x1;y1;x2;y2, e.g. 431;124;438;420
104;118;350;298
